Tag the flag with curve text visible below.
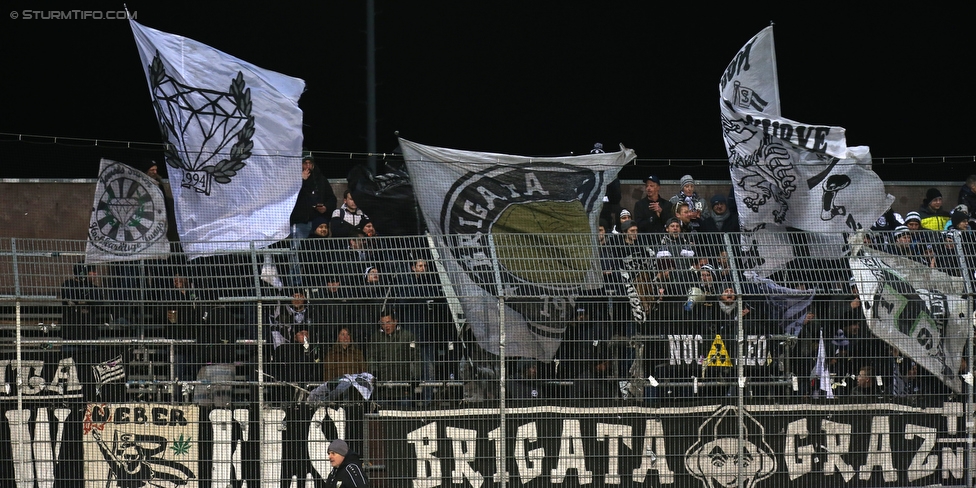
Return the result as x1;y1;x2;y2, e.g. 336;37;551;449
130;19;305;257
719;26;893;234
400;138;635;360
85;158;171;263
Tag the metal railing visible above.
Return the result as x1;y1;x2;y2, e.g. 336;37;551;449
0;230;973;487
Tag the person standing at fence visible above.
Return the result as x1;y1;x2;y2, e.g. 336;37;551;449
903;210;940;255
331;190;370;238
267;289;315;351
699;194;738;234
850;364;884;397
158;269;204;383
917;188;951;231
396;257;454;390
657;217;697;271
367;310;421;407
61;263;108;344
887;226;933;266
287;152;337;286
348;266;392;345
673;201;703;234
60;262;116;399
324;439;368;487
263;289;319;401
563;302;615;399
337;231;375;287
300;215;342;293
670;174;710;222
632;175;673;235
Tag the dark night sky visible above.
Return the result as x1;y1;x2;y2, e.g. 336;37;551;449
0;3;971;181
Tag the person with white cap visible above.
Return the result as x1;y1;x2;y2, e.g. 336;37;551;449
325;438;368;487
613;208;632;233
903;211;922;231
887;225;932;266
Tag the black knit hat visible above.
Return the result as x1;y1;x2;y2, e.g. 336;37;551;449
923;188;943;206
951;209;969;228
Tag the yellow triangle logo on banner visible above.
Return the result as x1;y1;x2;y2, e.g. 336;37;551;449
703;334;733;372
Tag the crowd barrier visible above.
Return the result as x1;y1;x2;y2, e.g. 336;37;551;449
0;230;973;487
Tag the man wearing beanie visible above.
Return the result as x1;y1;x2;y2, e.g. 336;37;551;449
917;188;951;231
700;193;738;233
325;439;368;487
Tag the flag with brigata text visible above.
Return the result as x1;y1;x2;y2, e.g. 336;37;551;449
130;19;305;258
85;158;171;263
400;138;635;360
719;26;893;234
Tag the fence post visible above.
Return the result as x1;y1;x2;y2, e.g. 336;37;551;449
952;229;976;488
488;233;508;487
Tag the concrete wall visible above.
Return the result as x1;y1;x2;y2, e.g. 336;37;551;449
0;179;963;240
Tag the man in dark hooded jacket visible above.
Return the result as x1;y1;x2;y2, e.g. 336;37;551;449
325;439;368;487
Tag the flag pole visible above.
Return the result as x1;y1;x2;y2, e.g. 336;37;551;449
767;22;782;114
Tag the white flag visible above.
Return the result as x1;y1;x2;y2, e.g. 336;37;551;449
811;331;834;399
130;19;305;258
92;354;126;386
400;138;635;360
849;233;968;394
85;158;170;263
719;26;893;234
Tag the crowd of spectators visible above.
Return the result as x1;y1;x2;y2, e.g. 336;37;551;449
56;168;976;409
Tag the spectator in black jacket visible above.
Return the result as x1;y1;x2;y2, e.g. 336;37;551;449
290;152;337;240
700;194;739;233
958;175;976;217
325;439;368;487
632;175;673;235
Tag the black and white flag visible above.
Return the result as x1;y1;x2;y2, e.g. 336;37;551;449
400;138;634;360
92;354;126;386
130;19;305;258
849;233;969;394
85;158;171;263
719;26;893;234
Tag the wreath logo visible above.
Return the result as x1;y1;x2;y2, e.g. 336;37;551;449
148;52;254;195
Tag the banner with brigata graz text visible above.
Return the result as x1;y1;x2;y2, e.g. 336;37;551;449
2;396;971;486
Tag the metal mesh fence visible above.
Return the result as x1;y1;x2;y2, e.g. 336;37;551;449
0;229;973;487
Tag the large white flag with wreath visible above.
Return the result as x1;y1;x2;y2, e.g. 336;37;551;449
130;19;305;257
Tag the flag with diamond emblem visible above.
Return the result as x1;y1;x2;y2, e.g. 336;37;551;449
130;19;305;258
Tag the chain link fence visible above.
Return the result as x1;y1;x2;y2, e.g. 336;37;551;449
0;229;973;487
